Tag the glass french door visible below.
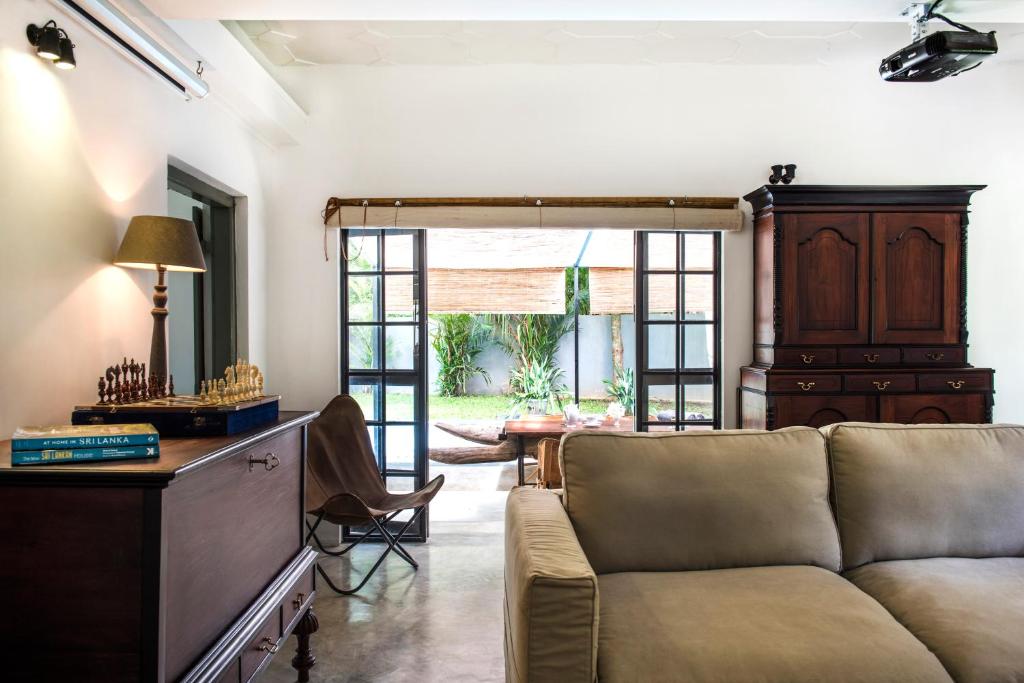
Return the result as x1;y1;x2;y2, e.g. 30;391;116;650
341;228;430;541
635;231;722;431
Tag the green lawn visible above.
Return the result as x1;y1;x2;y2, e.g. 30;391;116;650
352;390;708;421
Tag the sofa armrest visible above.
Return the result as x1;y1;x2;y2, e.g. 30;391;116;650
504;488;599;683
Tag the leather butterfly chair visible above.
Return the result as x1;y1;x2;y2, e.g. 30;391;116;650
305;395;445;595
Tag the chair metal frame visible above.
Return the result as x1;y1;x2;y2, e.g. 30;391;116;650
305;507;425;595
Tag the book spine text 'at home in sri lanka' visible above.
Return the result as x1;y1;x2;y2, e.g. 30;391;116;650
11;433;159;451
11;445;160;466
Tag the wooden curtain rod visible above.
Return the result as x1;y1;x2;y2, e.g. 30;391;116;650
322;195;739;225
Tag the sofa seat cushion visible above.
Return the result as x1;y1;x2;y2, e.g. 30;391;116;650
597;566;951;683
846;557;1024;683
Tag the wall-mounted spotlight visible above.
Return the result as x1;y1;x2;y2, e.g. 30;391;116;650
27;20;76;69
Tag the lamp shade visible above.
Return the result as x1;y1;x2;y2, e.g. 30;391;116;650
114;216;206;272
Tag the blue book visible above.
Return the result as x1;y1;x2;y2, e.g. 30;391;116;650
11;445;160;466
11;424;158;451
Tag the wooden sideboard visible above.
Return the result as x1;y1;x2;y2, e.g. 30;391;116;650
739;185;995;429
0;411;320;682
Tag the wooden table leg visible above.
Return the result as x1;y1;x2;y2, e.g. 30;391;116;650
292;607;319;683
516;435;525;487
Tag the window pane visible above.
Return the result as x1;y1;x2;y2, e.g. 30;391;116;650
350;377;381;421
384;274;417;322
684;233;715;271
683;378;714;422
349;326;379;370
683;274;714;321
386;382;415;421
347;275;379;322
645;274;676;320
367;425;382;469
384;425;415;470
645;233;677;271
347;233;379;271
643;376;677;424
682;324;714;370
385;231;415;271
645;323;676;370
385;326;416;370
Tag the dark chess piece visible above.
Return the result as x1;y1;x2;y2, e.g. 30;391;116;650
121;357;129;381
98;377;106;405
140;374;148;401
105;368;116;404
113;365;123;404
168;375;175;397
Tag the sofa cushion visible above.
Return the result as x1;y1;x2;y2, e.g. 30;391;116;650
825;423;1024;568
846;558;1024;683
560;428;841;574
597;566;952;683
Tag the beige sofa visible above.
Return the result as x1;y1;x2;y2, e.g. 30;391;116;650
503;423;1024;683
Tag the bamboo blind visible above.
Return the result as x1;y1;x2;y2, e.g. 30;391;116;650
589;267;715;316
384;268;567;314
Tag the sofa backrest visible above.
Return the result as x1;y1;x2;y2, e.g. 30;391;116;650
825;423;1024;569
560;427;841;575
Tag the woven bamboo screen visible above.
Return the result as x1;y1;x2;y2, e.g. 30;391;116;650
384;268;567;314
589;268;714;316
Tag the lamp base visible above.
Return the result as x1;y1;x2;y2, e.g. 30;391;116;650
149;265;169;388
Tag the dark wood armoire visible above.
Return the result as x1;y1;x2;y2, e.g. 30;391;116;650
739;185;995;429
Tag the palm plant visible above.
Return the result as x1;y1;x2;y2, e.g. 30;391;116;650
486;313;574;390
430;314;490;397
603;366;635;416
510;358;566;414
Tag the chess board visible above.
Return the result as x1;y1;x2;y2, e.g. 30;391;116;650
72;396;281;436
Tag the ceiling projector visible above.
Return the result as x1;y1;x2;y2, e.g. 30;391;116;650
880;2;997;82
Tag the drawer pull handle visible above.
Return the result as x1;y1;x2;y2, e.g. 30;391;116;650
947;380;966;390
926;352;945;361
257;637;279;654
801;354;815;364
293;592;305;610
863;353;880;364
797;382;816;391
872;381;891;391
249;453;280;472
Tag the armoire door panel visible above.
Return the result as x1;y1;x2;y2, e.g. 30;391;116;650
880;394;985;424
874;213;960;344
782;213;871;345
773;395;876;428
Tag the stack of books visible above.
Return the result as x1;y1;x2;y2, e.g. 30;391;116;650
10;424;160;466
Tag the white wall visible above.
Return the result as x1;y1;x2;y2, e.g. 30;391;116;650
0;0;275;433
265;60;1024;424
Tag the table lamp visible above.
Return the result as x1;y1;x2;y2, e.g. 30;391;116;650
114;216;206;390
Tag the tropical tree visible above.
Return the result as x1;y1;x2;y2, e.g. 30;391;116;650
430;314;490;396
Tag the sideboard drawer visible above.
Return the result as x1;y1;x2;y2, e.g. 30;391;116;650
767;374;842;394
241;606;284;683
773;348;837;367
839;347;901;366
283;565;316;631
845;374;916;393
918;373;993;393
163;428;303;681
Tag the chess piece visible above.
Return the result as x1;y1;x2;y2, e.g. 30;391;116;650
208;379;220;404
98;377;106;405
168;374;175;397
112;365;123;404
140;363;148;399
199;380;208;403
105;368;116;404
257;372;264;397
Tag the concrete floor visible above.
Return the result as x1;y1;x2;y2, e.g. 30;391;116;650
260;460;529;683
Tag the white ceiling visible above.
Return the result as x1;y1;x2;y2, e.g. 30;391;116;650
143;1;1024;23
231;20;1024;67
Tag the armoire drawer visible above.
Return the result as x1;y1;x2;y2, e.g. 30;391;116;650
241;606;284;682
902;347;965;366
163;428;303;681
918;373;992;393
767;374;842;394
838;347;901;366
844;374;916;393
773;348;838;367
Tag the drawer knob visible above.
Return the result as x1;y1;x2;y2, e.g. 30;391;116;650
797;381;816;391
872;381;891;391
947;380;966;390
249;453;280;472
293;592;305;610
863;353;880;364
926;352;945;361
801;354;815;364
257;637;279;654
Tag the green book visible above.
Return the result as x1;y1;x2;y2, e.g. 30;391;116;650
12;424;158;451
11;444;159;466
